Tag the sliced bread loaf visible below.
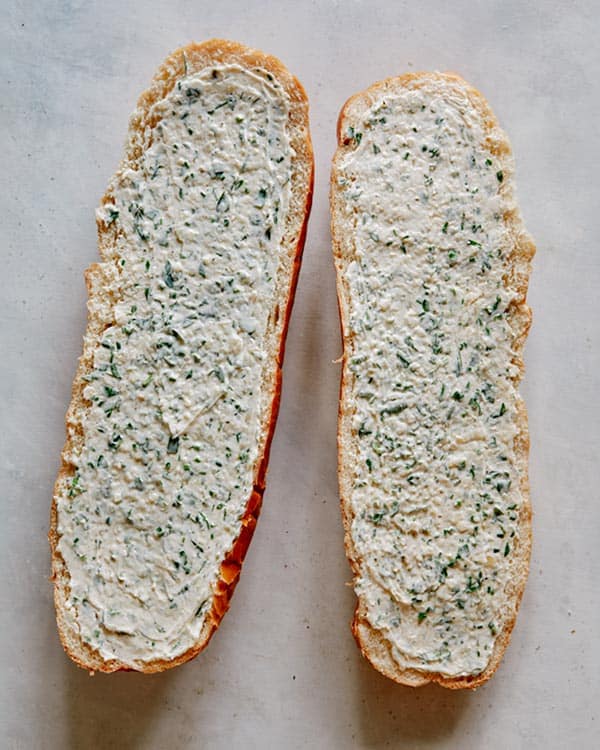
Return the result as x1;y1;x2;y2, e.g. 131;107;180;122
50;40;313;673
331;73;534;688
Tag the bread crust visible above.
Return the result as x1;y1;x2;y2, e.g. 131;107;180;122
49;39;313;673
330;72;535;689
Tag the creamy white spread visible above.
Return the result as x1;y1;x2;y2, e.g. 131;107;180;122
337;87;523;677
56;63;292;665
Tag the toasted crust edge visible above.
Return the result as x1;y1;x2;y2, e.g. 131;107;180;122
49;39;314;674
330;72;535;689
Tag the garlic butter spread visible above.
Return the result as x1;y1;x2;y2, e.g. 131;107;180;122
337;89;523;677
56;64;292;665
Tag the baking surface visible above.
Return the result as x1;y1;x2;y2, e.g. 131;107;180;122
2;1;599;748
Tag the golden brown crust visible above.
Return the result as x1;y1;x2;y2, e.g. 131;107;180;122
49;39;313;674
330;72;535;689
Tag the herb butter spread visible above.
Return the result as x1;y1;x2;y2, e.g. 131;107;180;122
56;63;292;665
336;88;524;677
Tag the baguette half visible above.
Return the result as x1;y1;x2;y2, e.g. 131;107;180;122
50;40;313;673
331;73;534;688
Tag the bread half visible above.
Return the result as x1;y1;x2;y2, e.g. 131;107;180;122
331;73;534;688
50;40;313;673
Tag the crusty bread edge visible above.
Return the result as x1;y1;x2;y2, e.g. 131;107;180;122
330;72;535;689
49;39;314;674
